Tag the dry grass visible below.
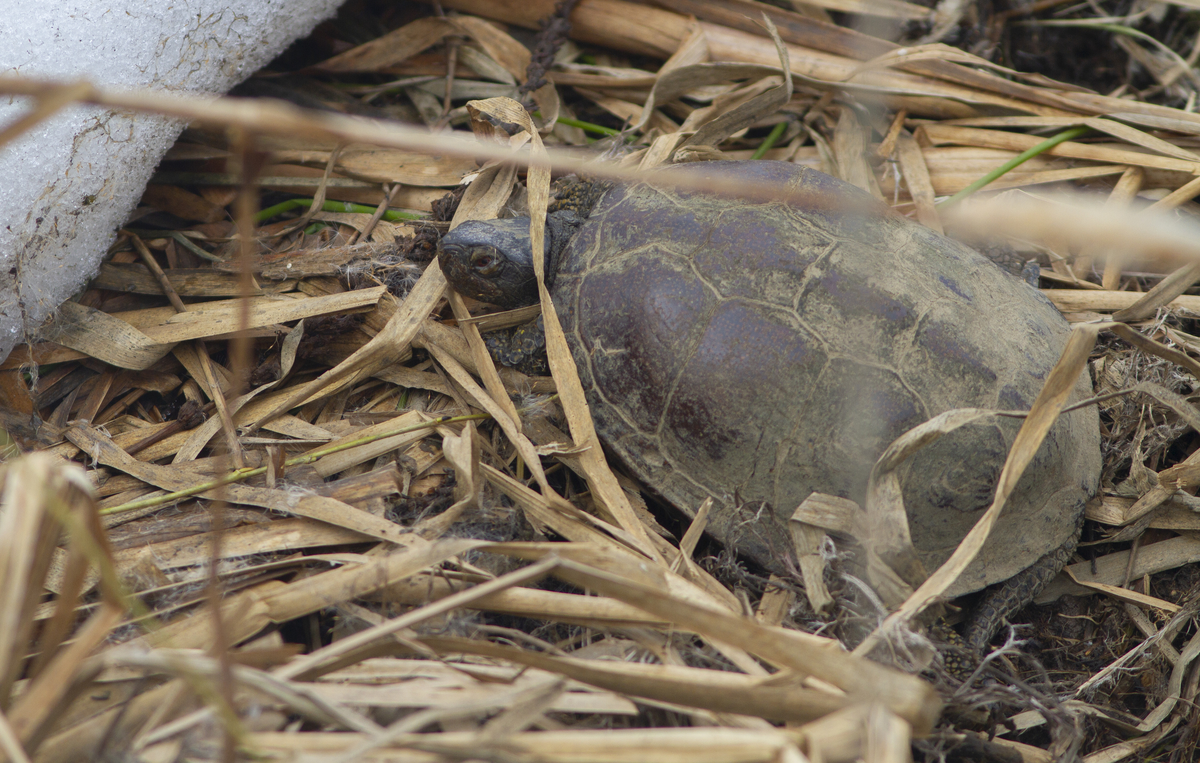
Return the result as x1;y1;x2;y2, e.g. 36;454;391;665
3;1;1200;761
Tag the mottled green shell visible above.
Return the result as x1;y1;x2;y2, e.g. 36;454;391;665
550;161;1100;595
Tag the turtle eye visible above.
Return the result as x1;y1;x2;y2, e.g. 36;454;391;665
470;249;501;275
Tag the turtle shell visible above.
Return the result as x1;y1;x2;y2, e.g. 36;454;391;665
549;160;1100;596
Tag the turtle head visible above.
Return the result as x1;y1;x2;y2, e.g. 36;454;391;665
438;212;582;309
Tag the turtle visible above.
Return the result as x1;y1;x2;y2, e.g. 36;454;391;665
437;160;1101;653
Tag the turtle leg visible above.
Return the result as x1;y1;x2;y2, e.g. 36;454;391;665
962;513;1082;654
484;315;548;376
1021;259;1041;288
960;234;1042;288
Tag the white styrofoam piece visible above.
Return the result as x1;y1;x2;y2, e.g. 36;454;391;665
0;0;346;365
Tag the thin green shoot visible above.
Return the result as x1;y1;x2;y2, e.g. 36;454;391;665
256;198;421;224
938;126;1090;207
751;121;788;160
